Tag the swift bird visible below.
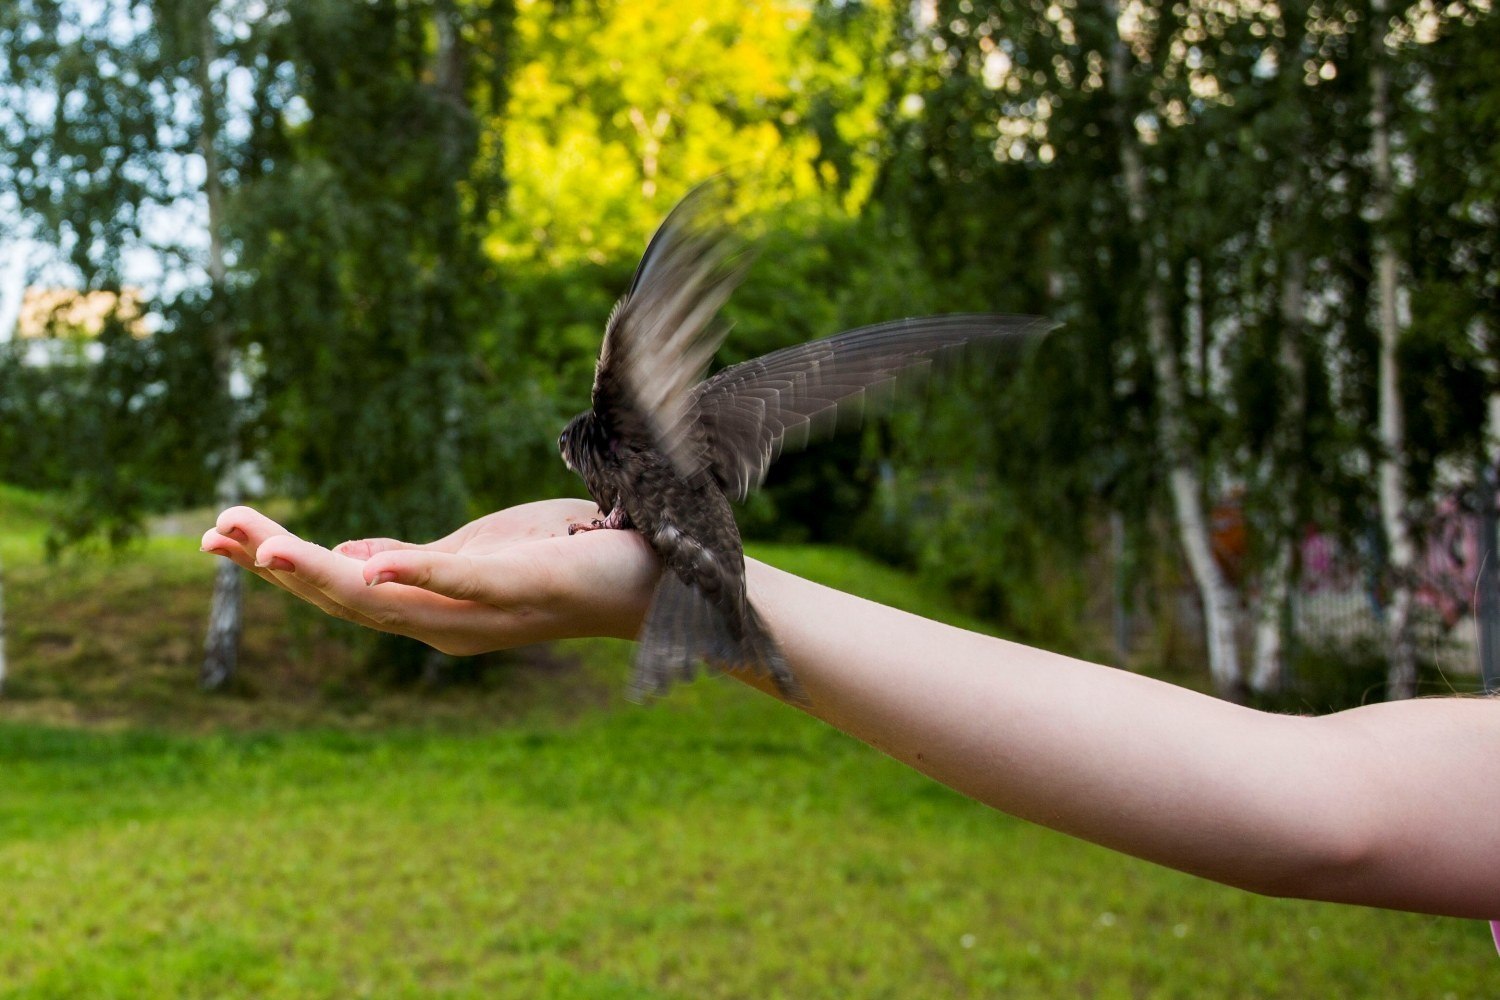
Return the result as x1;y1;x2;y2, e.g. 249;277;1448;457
558;182;1054;702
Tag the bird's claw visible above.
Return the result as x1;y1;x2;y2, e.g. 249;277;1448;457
568;505;630;535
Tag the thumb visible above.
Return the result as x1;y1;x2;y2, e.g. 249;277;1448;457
363;548;527;606
335;537;424;559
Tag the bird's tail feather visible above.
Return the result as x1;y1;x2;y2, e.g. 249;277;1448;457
630;574;804;703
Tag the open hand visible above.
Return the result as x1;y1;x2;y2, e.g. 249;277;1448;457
201;499;660;656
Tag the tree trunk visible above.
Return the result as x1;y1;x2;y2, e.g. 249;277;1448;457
1250;201;1310;695
1368;0;1418;699
1250;542;1291;693
1105;0;1243;698
196;10;243;690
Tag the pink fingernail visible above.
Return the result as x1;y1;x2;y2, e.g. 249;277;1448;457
260;556;295;573
367;570;398;587
218;527;248;543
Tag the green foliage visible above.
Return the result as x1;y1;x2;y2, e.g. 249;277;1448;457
5;0;1500;686
232;0;497;547
747;540;1002;633
1400;5;1500;488
1254;633;1481;715
490;0;889;269
0;0;178;278
0;313;221;549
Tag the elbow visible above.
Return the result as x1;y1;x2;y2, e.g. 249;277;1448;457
1232;828;1378;905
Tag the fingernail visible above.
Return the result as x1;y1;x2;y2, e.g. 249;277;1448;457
218;527;248;543
367;570;398;587
258;556;295;573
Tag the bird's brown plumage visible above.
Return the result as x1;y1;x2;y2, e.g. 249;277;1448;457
562;180;1055;701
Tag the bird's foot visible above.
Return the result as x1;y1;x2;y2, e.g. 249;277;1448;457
568;506;629;535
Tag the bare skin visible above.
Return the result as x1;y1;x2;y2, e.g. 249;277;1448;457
202;498;1500;920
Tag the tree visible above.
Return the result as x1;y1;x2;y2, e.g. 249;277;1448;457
165;0;246;688
0;0;223;543
1367;0;1419;698
1399;1;1499;690
1103;0;1245;698
225;0;520;677
857;0;1500;699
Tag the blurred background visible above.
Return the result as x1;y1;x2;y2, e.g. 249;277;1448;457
0;0;1496;996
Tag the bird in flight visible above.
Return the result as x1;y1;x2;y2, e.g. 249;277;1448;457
558;181;1054;702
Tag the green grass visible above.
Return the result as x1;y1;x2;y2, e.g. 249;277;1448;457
0;488;1493;997
0;483;52;555
0;696;1490;998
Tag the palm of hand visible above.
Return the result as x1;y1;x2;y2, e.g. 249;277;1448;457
203;498;659;656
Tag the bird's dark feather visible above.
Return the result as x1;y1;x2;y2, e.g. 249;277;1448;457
591;182;749;459
563;179;1055;702
690;314;1059;500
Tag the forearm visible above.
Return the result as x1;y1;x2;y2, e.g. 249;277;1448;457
740;559;1500;919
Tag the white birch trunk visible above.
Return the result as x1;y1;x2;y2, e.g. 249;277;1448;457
196;11;244;690
1106;0;1243;697
1250;218;1310;695
1369;0;1418;699
1250;542;1292;693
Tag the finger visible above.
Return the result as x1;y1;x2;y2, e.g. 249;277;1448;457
363;547;541;607
215;505;296;560
333;537;425;560
361;546;573;650
249;533;392;629
201;526;241;559
201;528;286;592
258;532;473;635
213;509;361;615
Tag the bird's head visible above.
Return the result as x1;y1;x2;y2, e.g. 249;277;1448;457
558;411;595;475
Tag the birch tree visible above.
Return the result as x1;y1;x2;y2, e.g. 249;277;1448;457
1248;237;1306;695
1368;0;1419;699
185;2;243;689
1247;4;1317;696
1104;0;1244;698
1401;1;1499;690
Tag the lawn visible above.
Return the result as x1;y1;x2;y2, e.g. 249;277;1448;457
0;493;1492;997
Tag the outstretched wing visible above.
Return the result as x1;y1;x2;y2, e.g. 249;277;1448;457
592;180;750;462
690;314;1056;500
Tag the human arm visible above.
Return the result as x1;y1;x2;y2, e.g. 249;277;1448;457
203;500;1500;919
745;561;1500;919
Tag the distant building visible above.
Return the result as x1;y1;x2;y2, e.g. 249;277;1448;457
4;287;149;365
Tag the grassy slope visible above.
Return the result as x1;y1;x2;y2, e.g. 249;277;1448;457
0;491;1491;998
